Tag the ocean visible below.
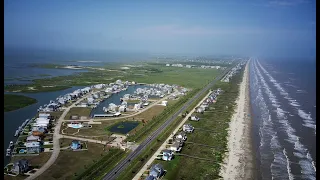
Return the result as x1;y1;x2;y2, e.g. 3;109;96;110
249;58;316;180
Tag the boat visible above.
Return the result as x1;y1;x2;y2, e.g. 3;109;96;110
14;130;20;137
9;141;14;148
6;149;11;157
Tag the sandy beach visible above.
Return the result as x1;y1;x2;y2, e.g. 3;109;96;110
219;60;256;180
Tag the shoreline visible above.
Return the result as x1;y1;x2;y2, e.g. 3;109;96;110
219;60;256;179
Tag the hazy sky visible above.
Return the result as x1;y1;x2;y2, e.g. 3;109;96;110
4;0;316;58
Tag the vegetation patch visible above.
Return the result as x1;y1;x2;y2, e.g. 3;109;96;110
37;141;122;180
147;68;244;179
4;94;37;112
65;107;92;119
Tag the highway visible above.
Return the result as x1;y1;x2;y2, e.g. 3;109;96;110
103;65;235;180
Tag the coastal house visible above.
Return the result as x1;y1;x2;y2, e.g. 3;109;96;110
170;141;183;152
71;140;81;150
108;103;118;112
39;113;50;118
93;84;105;89
160;101;168;106
162;149;174;161
87;97;94;104
33;118;50;128
11;159;30;175
27;135;41;142
116;79;122;85
93;93;100;99
32;126;46;136
105;87;113;93
134;103;142;111
26;142;40;154
182;124;194;133
190;115;200;121
118;105;126;112
81;87;91;94
196;107;205;113
149;163;165;178
145;175;156;180
175;131;187;141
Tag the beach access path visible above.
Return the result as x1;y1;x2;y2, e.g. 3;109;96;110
133;90;213;180
219;59;255;180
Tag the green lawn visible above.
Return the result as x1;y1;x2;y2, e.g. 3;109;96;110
4;94;37;112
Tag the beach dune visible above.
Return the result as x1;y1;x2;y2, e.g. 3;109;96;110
219;60;256;180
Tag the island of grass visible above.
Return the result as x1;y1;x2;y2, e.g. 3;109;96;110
4;94;37;112
4;61;232;93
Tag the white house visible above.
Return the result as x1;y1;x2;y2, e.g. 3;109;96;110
26;135;41;142
166;64;170;67
160;101;168;106
119;105;126;112
190;116;200;121
196;107;205;113
162;149;174;161
87;97;94;104
182;124;194;133
116;79;122;85
170;141;182;152
175;132;187;141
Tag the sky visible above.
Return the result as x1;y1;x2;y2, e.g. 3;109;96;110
4;0;316;58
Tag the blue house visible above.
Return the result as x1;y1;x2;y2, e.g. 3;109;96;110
145;175;156;180
11;159;30;175
71;140;81;150
149;163;164;178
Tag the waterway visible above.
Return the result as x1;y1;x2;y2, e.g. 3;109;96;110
90;85;147;116
4;86;84;166
108;121;140;134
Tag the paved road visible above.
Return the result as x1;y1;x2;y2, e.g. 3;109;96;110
26;92;94;180
103;66;235;180
133;90;213;180
60;135;108;145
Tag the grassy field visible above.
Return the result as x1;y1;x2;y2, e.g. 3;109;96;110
4;94;37;112
4;152;52;180
126;65;221;88
4;62;221;93
36;140;123;180
65;107;92;119
144;68;244;179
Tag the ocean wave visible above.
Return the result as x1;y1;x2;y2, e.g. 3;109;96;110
297;90;307;94
283;148;294;180
256;60;316;134
252;61;289;180
252;63;275;179
253;59;316;179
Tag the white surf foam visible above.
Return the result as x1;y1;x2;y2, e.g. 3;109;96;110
252;61;290;180
254;59;316;179
283;148;294;180
256;60;316;134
